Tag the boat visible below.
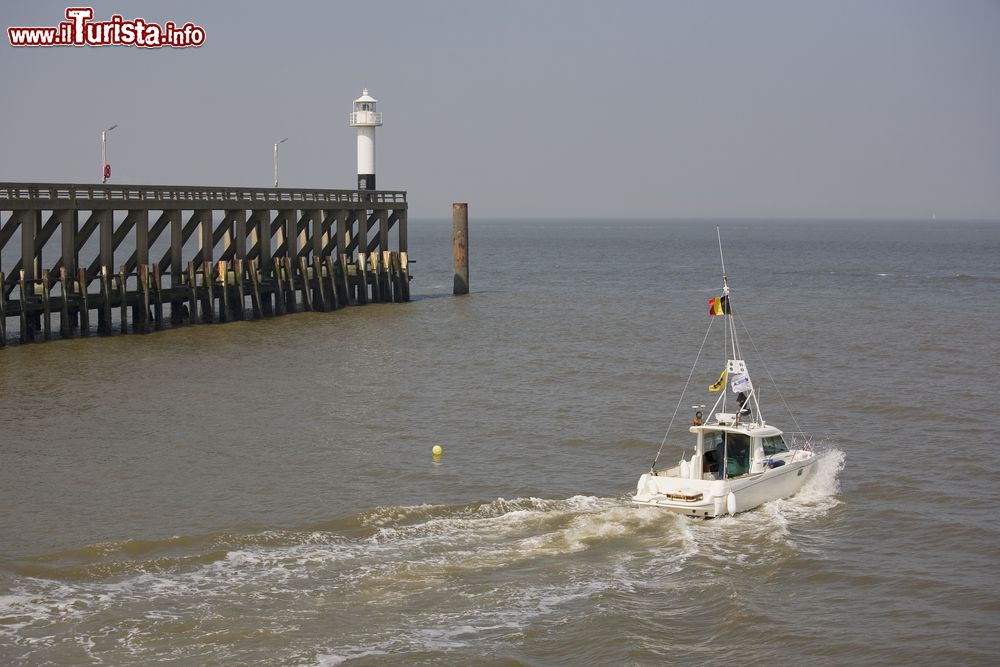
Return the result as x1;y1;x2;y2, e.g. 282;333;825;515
632;231;817;517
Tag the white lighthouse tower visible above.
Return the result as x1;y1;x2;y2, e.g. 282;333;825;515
349;88;382;190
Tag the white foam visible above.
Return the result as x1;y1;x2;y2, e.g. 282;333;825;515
0;494;700;661
765;447;846;522
314;647;388;666
800;447;847;501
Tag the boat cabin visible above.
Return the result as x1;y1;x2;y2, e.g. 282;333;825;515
683;423;790;480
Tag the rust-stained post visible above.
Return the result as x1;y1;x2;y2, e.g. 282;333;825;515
452;202;469;295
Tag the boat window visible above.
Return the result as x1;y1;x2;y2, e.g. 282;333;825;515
724;434;751;477
702;433;724;475
704;432;723;450
702;433;751;477
762;435;788;456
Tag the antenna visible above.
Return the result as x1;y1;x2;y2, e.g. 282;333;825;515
716;226;728;290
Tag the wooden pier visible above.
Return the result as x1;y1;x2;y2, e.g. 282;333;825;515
0;182;409;345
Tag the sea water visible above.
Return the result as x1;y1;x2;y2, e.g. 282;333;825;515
1;220;998;664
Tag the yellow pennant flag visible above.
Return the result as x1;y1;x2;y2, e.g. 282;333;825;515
709;368;727;392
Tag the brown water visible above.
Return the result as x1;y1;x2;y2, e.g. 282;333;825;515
1;220;999;665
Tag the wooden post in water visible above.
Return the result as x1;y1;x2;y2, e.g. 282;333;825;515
313;257;328;312
284;256;296;312
217;261;230;323
118;265;127;334
368;251;380;303
59;210;78;334
99;266;112;335
400;251;410;302
139;264;151;333
0;271;7;346
272;258;286;315
389;252;399;303
381;251;391;303
356;254;368;305
299;257;314;312
234;259;246;321
202;261;215;323
78;268;90;336
186;262;198;324
169;210;184;324
339;254;353;306
59;268;70;338
41;269;52;340
248;259;263;319
152;264;164;330
324;257;339;310
453;203;469;295
18;271;31;342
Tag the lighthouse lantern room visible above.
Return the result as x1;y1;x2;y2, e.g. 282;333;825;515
349;88;383;190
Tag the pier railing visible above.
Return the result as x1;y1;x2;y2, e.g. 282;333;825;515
0;183;407;207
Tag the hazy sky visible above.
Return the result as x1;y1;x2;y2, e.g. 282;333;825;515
2;0;998;220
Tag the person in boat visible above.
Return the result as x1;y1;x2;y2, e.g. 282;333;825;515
736;392;750;416
692;410;703;426
702;436;726;477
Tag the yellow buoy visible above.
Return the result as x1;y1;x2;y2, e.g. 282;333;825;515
432;444;443;457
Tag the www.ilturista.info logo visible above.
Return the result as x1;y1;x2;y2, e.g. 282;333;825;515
8;7;205;48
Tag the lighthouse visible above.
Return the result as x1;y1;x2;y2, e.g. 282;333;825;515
349;88;382;190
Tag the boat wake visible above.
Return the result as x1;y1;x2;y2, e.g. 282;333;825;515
0;465;845;664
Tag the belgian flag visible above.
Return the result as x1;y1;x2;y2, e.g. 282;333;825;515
708;295;730;317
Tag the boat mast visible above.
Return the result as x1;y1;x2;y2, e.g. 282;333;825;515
716;227;762;425
717;227;731;417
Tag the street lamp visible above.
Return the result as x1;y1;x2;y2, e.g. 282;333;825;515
101;124;118;183
273;137;288;188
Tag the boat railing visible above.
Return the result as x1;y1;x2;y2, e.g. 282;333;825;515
785;432;815;451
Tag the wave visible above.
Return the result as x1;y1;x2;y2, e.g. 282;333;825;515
806;269;1000;285
942;273;1000;284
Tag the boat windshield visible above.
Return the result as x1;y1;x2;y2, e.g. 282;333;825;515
762;435;789;456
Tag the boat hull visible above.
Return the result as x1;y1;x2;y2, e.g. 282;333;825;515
632;451;816;518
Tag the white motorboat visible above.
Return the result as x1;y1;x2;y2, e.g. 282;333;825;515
632;232;817;517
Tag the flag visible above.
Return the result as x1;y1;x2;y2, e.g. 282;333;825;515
708;295;729;316
730;373;752;394
709;368;727;392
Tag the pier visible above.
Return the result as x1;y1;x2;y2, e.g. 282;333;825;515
0;182;409;345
